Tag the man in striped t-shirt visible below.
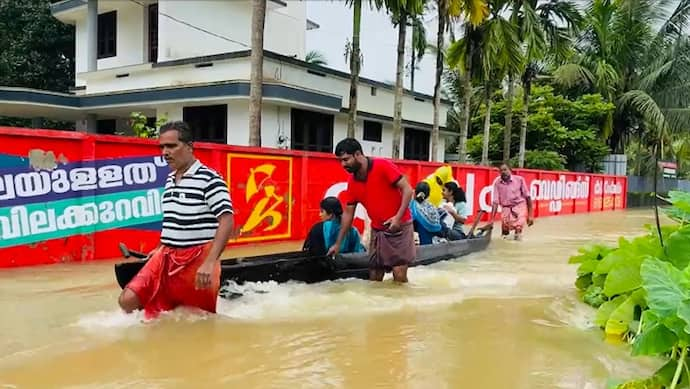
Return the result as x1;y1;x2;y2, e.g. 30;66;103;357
118;121;235;318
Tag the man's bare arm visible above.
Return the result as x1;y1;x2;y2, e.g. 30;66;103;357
205;213;235;262
329;204;355;255
393;176;413;221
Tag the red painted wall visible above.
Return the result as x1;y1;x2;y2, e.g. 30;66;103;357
0;127;627;268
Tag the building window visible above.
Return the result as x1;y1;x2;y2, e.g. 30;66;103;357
291;108;334;152
96;119;117;135
404;127;430;161
183;104;228;143
148;4;158;63
362;120;382;142
97;11;117;59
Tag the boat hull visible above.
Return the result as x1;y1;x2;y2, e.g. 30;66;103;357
114;232;491;291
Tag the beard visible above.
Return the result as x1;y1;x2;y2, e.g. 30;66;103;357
501;173;510;181
344;161;361;173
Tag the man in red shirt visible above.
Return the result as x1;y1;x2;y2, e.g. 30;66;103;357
327;138;415;282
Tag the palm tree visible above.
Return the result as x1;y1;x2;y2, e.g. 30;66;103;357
408;15;428;93
431;0;488;162
385;0;426;159
249;0;267;147
513;0;581;167
555;0;690;157
475;0;522;165
305;50;328;66
344;0;386;138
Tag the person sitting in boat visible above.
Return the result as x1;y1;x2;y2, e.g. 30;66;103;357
303;196;365;256
440;181;470;240
409;182;445;245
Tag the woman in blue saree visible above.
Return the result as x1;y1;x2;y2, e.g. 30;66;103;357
303;197;365;256
409;182;444;245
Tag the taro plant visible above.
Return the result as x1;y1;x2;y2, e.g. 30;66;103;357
570;191;690;388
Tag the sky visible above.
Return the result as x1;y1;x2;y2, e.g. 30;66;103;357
305;1;445;96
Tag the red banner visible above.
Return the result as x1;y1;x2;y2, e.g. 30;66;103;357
0;127;629;268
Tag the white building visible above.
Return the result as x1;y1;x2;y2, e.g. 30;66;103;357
0;0;455;161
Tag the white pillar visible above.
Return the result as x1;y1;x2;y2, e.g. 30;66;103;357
87;0;98;72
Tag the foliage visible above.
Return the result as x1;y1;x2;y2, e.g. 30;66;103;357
570;190;690;388
465;85;612;171
305;50;328;66
0;0;74;92
125;112;168;139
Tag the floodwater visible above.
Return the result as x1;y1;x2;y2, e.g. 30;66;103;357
0;210;665;388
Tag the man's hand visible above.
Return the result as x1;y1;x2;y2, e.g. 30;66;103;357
527;216;534;226
195;259;215;290
384;216;401;233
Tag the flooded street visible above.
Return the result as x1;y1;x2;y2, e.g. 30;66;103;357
0;210;664;388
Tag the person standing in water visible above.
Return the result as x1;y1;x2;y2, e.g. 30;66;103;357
118;121;235;318
490;162;534;240
328;138;415;283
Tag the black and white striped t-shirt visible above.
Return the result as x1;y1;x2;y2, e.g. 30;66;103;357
160;160;233;247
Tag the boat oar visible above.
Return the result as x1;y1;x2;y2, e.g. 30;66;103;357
466;210;488;238
118;242;148;260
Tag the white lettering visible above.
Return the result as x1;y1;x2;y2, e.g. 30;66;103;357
0;189;163;243
51;170;71;193
14;172;51;197
29;210;57;234
124;163;156;185
604;180;622;195
69;168;98;191
0;174;15;200
530;175;590;201
323;182;369;221
0;160;162;201
97;165;124;188
98;202;116;224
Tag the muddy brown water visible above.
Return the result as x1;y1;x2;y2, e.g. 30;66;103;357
0;210;665;388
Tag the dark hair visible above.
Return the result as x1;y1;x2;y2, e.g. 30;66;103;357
414;181;430;203
159;121;194;144
444;181;467;203
500;161;512;170
320;196;343;221
334;138;363;157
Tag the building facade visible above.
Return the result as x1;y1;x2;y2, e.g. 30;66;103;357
0;0;454;161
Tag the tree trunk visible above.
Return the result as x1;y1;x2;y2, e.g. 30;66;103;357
392;17;407;160
456;31;473;163
347;0;362;138
481;85;492;165
518;76;531;168
248;0;266;147
431;5;445;163
503;76;515;162
411;45;416;93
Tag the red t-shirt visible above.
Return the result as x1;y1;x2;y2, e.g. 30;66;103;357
344;157;412;230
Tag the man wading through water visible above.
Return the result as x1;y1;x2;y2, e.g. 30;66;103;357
118;121;235;318
490;162;534;240
328;138;415;282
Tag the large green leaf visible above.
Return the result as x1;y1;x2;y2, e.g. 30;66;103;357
666;227;690;269
596;295;626;327
632;310;677;356
676;299;690;335
569;244;614;264
604;256;644;296
641;258;690;317
606;289;645;338
578;259;600;276
595;249;628;275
